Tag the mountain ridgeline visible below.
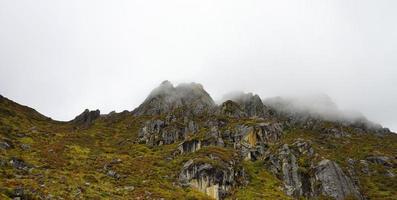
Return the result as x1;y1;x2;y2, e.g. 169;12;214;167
0;82;396;200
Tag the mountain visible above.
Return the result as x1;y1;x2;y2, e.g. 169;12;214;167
132;81;216;116
0;82;396;200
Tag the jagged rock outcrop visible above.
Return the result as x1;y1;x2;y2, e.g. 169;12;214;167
233;93;266;117
218;100;247;118
266;141;314;197
315;159;362;200
138;117;200;146
133;81;216;116
178;139;202;153
222;92;270;118
71;109;100;127
179;158;244;200
173;120;283;160
178;137;226;154
231;122;283;160
265;140;362;200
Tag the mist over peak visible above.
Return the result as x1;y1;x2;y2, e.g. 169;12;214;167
262;93;384;128
134;81;391;132
132;81;215;116
220;91;260;104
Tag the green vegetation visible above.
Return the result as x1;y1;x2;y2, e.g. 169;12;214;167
231;161;292;200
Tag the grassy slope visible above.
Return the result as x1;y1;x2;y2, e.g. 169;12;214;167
230;161;292;200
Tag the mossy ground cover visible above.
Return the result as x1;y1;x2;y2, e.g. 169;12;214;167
230;161;292;200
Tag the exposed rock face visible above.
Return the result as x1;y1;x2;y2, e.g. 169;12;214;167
266;142;314;197
133;81;216;116
222;92;269;118
138;118;199;146
178;139;201;153
219;100;247;118
232;123;283;160
266;140;362;200
279;144;303;196
169;119;283;161
138;112;284;153
72;109;100;127
315;159;362;200
179;159;242;200
234;93;266;117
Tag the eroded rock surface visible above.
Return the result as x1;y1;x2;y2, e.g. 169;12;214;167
179;159;244;200
315;159;362;200
138;118;199;146
266;140;362;200
266;141;314;197
178;139;201;154
232;123;283;160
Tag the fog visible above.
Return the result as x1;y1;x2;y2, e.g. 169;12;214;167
0;1;396;131
263;94;368;124
143;81;214;106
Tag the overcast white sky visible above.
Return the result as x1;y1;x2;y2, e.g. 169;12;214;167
0;0;396;131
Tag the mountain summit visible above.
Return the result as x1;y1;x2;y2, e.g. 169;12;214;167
0;82;396;200
132;80;216;116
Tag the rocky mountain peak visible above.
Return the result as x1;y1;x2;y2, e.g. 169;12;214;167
221;91;268;117
132;81;216;116
71;109;100;127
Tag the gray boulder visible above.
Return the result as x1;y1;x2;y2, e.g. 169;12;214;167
366;155;394;167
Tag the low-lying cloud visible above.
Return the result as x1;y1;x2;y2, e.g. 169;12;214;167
220;90;384;129
262;93;384;129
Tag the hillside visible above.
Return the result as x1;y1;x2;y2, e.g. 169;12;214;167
0;82;396;200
